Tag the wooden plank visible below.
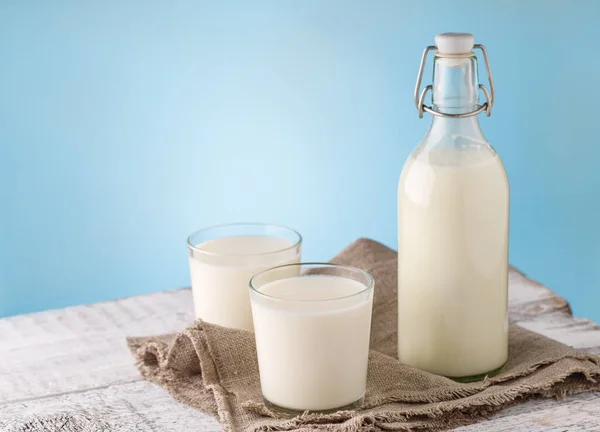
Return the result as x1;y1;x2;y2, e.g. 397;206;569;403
1;378;599;432
0;290;195;403
518;313;600;353
455;392;600;432
508;267;572;321
0;381;221;431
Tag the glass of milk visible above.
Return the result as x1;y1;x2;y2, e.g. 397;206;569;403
187;223;301;331
249;263;374;414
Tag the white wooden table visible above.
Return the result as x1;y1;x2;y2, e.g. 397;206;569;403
1;268;600;431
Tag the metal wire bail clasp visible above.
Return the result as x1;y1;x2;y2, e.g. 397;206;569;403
414;44;495;119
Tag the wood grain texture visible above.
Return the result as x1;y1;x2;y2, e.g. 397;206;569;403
0;265;598;431
455;392;600;432
0;290;194;403
508;267;572;320
0;381;221;431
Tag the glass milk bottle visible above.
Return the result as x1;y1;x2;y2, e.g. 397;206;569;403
397;33;509;381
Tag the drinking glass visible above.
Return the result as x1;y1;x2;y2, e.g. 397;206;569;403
187;223;301;330
249;263;374;414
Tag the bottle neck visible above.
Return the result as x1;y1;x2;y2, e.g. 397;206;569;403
432;55;479;115
429;54;485;139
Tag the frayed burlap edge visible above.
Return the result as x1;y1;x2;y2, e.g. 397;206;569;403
240;362;600;431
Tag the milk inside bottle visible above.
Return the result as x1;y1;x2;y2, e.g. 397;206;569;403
397;33;509;381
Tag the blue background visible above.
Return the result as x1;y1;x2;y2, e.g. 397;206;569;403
1;1;599;321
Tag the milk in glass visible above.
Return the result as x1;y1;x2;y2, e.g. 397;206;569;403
188;226;301;331
250;271;373;412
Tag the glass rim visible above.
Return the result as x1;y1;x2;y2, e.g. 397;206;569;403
187;223;302;258
249;262;375;303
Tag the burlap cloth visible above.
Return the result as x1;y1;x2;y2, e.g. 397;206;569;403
128;239;600;431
